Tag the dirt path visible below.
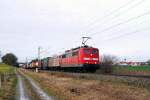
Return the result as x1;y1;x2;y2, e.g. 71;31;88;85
16;74;29;100
21;73;54;100
16;71;54;100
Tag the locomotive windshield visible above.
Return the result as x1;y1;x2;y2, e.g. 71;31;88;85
92;49;98;54
84;49;90;54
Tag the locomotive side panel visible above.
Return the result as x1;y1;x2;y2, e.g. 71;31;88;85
60;54;69;67
60;50;79;67
71;50;79;66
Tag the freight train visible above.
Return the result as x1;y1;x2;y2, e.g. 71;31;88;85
26;46;100;72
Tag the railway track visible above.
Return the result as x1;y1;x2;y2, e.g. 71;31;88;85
108;73;150;79
25;68;150;90
34;69;150;79
41;70;150;88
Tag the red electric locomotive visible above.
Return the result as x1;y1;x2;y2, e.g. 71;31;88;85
59;46;99;72
41;45;100;72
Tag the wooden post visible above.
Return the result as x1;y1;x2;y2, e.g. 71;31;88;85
4;73;6;83
1;74;4;83
0;75;1;88
36;68;39;73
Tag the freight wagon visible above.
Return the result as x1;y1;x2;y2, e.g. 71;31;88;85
28;59;41;69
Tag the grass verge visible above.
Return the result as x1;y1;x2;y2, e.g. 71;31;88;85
0;63;17;100
0;74;17;100
0;63;15;74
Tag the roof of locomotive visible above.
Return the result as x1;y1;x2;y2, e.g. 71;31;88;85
72;45;98;50
65;45;98;53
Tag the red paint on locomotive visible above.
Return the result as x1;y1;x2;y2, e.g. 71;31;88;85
60;46;100;67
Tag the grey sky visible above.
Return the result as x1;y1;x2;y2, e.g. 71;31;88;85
0;0;150;62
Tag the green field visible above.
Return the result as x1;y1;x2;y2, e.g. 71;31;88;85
114;65;150;71
127;66;150;71
0;63;15;74
113;65;150;75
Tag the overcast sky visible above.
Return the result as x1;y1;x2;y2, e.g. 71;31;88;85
0;0;150;62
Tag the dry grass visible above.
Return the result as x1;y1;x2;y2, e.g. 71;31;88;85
21;69;150;100
117;70;150;76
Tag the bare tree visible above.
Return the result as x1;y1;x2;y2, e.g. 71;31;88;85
147;59;150;66
100;54;118;73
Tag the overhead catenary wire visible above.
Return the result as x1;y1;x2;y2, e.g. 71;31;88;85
82;0;136;29
87;11;150;37
75;0;147;45
88;17;150;46
82;0;147;33
78;0;136;37
39;47;51;54
100;17;150;37
51;0;149;51
108;27;150;41
99;26;150;44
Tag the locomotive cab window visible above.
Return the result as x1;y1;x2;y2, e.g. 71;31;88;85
92;49;98;54
66;53;72;57
62;54;66;58
84;49;90;54
72;51;78;56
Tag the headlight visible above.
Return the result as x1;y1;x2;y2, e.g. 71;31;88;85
84;58;90;60
93;58;98;60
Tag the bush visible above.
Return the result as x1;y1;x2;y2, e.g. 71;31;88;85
100;55;118;73
147;59;150;66
2;53;18;66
